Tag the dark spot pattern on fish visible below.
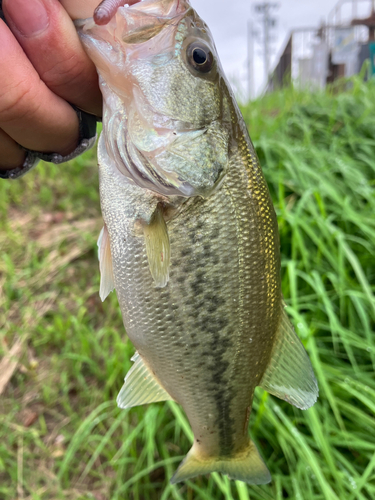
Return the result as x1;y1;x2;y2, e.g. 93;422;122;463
183;228;236;456
211;255;220;266
190;342;200;348
166;207;238;456
188;231;196;243
190;281;204;296
204;293;225;308
181;248;193;257
182;264;195;275
195;271;205;283
208;336;236;456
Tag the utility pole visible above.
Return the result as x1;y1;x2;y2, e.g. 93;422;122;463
264;4;271;78
254;3;280;86
352;0;358;18
247;21;255;100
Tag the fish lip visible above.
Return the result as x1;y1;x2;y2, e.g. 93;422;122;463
119;0;192;48
74;0;191;30
125;0;191;17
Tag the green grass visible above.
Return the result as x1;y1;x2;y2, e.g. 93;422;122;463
1;76;374;499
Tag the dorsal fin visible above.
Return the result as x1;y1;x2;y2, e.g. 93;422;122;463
97;224;115;302
117;352;173;409
143;205;170;288
259;306;318;410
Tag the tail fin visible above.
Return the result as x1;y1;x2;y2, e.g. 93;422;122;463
170;439;271;485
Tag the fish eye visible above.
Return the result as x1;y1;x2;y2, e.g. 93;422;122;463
187;42;214;73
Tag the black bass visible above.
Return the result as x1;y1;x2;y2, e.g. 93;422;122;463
77;0;318;484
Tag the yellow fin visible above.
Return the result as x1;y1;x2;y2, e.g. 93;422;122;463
143;205;170;288
171;440;271;485
259;305;318;410
97;225;115;302
117;352;173;409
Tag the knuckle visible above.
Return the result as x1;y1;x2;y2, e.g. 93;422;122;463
41;53;88;92
0;77;41;124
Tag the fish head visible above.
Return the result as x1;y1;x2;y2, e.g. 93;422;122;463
77;0;232;198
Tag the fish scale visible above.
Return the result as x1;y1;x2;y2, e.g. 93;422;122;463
99;131;280;458
78;0;318;485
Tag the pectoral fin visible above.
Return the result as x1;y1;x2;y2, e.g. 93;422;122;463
260;306;318;410
117;352;173;409
97;224;115;302
143;205;170;288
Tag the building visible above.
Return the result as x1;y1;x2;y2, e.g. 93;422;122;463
267;0;375;91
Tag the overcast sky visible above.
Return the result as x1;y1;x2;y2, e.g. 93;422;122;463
191;0;373;97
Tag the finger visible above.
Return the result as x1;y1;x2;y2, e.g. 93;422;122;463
0;20;79;156
3;0;102;117
0;128;25;170
59;0;101;21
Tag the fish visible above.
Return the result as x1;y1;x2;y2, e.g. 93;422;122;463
76;0;318;485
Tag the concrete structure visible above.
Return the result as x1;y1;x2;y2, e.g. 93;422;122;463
267;0;375;91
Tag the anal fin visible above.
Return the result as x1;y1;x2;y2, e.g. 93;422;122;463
260;306;318;410
143;205;170;288
97;224;115;302
171;439;271;485
117;352;173;409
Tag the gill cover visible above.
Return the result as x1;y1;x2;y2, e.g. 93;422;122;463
77;0;230;198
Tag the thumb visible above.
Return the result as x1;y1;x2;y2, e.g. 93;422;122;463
3;0;102;116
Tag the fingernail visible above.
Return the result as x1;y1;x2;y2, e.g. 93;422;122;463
4;0;50;38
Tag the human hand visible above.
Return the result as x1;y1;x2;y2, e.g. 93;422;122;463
0;0;102;172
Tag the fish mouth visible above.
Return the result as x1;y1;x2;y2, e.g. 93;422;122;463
117;0;191;46
76;0;191;36
76;0;193;82
126;0;190;17
74;0;192;31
